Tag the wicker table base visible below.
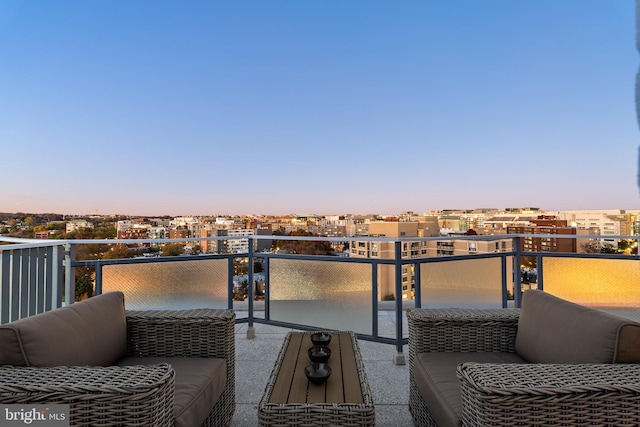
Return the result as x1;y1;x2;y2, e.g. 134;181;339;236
258;331;375;426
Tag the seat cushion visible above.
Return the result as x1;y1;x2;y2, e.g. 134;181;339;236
414;352;526;427
118;356;226;427
0;292;127;367
515;290;640;364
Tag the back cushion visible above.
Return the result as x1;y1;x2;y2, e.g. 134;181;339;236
515;290;640;364
0;291;127;367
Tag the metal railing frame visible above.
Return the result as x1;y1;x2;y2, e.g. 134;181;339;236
2;234;639;359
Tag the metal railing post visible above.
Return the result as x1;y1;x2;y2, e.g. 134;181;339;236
513;237;522;308
64;243;74;305
227;257;234;310
20;249;30;316
372;261;379;338
0;250;9;324
10;250;20;321
536;253;543;291
264;257;270;321
51;245;63;309
414;261;421;309
501;255;508;308
393;240;405;365
94;261;103;296
247;238;255;339
44;246;53;311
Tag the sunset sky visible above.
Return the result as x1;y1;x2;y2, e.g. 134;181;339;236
1;0;638;216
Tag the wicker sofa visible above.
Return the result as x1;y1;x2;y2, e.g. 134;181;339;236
408;290;640;427
0;291;235;427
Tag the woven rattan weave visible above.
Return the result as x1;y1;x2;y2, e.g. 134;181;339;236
407;308;520;427
458;362;640;426
0;364;175;426
407;307;640;427
0;308;235;427
126;309;236;427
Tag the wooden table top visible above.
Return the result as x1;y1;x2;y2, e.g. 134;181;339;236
268;331;364;405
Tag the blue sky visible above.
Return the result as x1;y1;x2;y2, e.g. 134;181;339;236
0;0;637;216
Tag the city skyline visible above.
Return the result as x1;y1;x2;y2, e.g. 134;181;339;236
1;206;639;220
1;1;638;216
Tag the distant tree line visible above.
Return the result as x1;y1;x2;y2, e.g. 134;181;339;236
272;229;335;255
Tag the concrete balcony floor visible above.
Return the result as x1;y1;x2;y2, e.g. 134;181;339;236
231;311;413;426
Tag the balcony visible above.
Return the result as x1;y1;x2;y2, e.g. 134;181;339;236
1;234;639;426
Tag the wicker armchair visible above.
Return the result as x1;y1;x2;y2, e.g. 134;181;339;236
407;295;640;427
0;298;235;427
407;308;520;427
125;309;236;427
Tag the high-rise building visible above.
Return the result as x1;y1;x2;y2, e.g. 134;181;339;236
350;218;439;300
507;216;577;253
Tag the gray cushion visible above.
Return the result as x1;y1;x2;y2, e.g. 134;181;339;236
515;290;640;363
413;352;526;427
118;356;226;427
0;292;127;367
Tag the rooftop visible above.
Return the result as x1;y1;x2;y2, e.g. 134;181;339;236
231;311;412;426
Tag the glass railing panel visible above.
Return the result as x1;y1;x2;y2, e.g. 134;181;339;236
542;257;640;321
102;259;228;310
420;257;507;308
269;259;372;335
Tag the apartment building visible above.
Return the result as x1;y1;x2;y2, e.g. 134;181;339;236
507;217;577;253
66;219;94;234
432;235;512;256
350;218;439;300
147;226;167;240
546;209;636;247
432;209;499;233
118;226;149;240
483;214;540;230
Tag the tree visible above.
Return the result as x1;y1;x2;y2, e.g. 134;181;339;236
233;280;249;301
520;256;536;269
24;216;37;227
581;240;618;254
618;239;638;254
93;225;116;239
162;243;185;257
75;275;94;301
600;243;616;254
581;241;601;253
103;244;136;259
274;229;334;255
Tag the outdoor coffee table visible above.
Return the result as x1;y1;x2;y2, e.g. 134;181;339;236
258;331;375;426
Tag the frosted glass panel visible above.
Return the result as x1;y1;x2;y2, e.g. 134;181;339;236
421;257;507;308
269;259;372;334
542;258;640;317
102;259;228;310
